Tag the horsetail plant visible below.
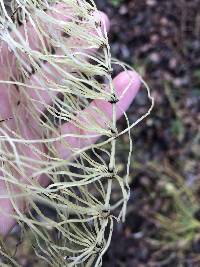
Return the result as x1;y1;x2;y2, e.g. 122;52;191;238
0;0;154;266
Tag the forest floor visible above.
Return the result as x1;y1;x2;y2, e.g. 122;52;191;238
95;0;200;266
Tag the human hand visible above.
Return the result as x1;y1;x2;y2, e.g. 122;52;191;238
0;3;141;237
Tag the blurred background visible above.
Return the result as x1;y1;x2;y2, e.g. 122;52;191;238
95;0;200;266
2;0;200;266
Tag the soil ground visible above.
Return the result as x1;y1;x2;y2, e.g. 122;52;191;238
95;0;200;266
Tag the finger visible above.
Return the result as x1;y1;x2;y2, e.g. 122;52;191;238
0;3;109;78
54;71;141;159
25;10;110;114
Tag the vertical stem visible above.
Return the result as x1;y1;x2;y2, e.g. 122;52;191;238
105;82;116;208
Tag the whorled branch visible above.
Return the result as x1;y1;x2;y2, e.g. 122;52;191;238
0;0;154;266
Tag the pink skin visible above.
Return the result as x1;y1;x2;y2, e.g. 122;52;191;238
0;5;141;237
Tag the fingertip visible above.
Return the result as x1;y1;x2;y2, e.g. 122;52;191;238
96;11;110;33
114;70;141;99
92;70;141;121
113;70;141;119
